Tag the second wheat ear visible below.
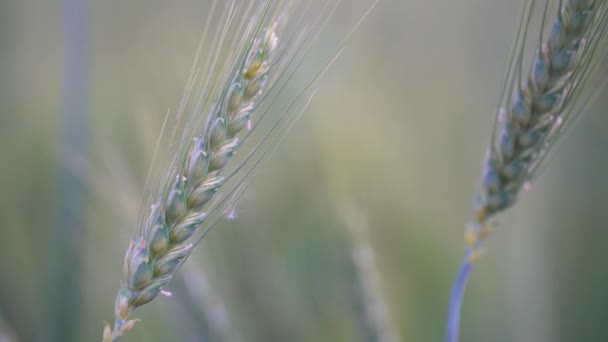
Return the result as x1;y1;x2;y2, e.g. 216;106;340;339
445;1;608;341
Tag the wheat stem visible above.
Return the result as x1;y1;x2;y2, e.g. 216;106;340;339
445;261;472;342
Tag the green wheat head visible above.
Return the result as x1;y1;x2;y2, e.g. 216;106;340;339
467;0;608;255
446;2;608;341
101;0;362;340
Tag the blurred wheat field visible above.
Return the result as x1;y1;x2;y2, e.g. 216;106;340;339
1;0;608;341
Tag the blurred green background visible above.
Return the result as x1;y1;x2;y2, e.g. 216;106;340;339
1;0;608;341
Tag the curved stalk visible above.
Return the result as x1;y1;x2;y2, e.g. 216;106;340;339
445;260;473;342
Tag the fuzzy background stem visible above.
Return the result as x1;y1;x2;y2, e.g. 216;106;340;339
53;0;89;340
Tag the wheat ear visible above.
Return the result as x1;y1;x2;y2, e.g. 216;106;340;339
470;0;608;249
101;0;383;338
103;10;283;342
446;1;608;341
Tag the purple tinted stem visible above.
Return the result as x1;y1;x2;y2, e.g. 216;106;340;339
445;260;473;342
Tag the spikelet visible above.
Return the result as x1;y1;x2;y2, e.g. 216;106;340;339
102;0;358;340
469;0;608;249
